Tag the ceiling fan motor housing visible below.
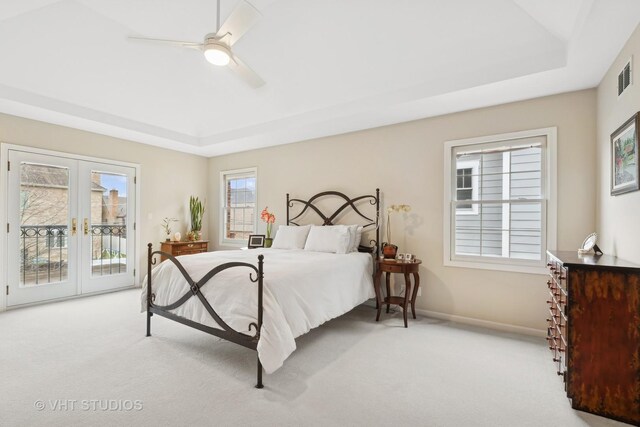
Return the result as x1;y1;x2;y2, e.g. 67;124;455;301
203;34;232;66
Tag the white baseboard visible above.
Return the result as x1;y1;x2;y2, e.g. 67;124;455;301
4;285;136;311
415;308;546;338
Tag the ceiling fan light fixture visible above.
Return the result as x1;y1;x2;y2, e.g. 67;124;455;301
204;41;231;66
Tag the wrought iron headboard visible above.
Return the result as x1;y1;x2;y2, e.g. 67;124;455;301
286;189;380;255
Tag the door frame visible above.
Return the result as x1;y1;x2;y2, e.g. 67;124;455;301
0;143;141;312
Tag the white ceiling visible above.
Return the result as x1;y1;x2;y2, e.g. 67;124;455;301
0;0;639;157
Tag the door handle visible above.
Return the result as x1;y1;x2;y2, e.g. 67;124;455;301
72;218;77;236
84;218;89;235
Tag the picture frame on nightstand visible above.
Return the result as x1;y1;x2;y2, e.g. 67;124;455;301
248;234;265;249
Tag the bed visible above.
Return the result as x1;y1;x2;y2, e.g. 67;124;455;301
142;189;380;388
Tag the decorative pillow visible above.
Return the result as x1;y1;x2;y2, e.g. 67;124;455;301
304;225;351;254
271;225;311;250
345;225;362;252
351;225;364;252
347;225;357;252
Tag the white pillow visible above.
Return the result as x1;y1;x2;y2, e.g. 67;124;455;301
351;225;364;252
304;225;351;254
271;225;311;249
345;225;363;252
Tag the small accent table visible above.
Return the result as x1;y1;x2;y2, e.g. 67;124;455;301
374;258;422;328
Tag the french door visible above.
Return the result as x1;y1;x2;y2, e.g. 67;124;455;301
6;149;136;306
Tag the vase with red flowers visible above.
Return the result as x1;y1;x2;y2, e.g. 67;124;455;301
261;207;276;248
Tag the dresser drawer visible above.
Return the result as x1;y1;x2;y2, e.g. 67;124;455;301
381;263;406;274
177;242;207;250
160;241;209;261
174;249;205;256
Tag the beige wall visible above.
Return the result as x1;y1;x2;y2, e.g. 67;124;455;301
0;113;208;281
596;23;640;264
0;84;603;332
209;89;597;333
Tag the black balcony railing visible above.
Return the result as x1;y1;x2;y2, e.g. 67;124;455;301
91;224;127;276
20;225;68;284
20;224;127;285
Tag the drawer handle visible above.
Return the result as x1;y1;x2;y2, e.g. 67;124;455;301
557;371;563;376
558;276;566;281
553;357;560;362
187;244;194;247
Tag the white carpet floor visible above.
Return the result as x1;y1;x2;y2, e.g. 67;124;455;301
0;289;629;427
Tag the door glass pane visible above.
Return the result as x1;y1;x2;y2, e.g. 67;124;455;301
90;171;127;276
19;163;69;285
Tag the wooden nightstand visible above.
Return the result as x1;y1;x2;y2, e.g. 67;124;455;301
374;258;422;328
160;240;208;261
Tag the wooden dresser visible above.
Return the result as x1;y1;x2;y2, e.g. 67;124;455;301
546;250;640;425
160;240;208;261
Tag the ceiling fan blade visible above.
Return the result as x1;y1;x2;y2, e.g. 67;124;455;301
228;55;265;88
216;0;261;46
127;36;203;51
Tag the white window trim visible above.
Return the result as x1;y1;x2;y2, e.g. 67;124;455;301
219;167;257;247
455;159;479;215
443;127;557;275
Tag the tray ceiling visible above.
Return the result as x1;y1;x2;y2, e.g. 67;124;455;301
0;0;639;156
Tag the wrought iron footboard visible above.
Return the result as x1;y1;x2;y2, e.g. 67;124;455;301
145;243;265;388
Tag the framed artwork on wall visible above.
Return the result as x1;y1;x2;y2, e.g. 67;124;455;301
611;112;639;196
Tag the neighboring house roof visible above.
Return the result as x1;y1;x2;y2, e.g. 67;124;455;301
107;196;127;205
21;163;106;191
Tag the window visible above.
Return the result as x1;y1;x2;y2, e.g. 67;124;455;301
455;160;479;214
444;128;556;274
46;228;67;248
457;168;473;205
220;168;257;245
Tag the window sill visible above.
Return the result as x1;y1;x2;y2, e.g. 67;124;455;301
444;258;548;275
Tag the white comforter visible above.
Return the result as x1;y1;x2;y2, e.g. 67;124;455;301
141;248;374;373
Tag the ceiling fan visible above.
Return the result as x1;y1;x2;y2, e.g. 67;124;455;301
128;0;264;88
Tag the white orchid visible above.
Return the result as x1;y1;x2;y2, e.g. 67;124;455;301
385;204;411;244
387;204;411;214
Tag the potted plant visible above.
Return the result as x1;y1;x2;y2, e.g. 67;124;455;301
189;196;205;241
261;207;275;247
161;217;178;242
382;204;411;258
